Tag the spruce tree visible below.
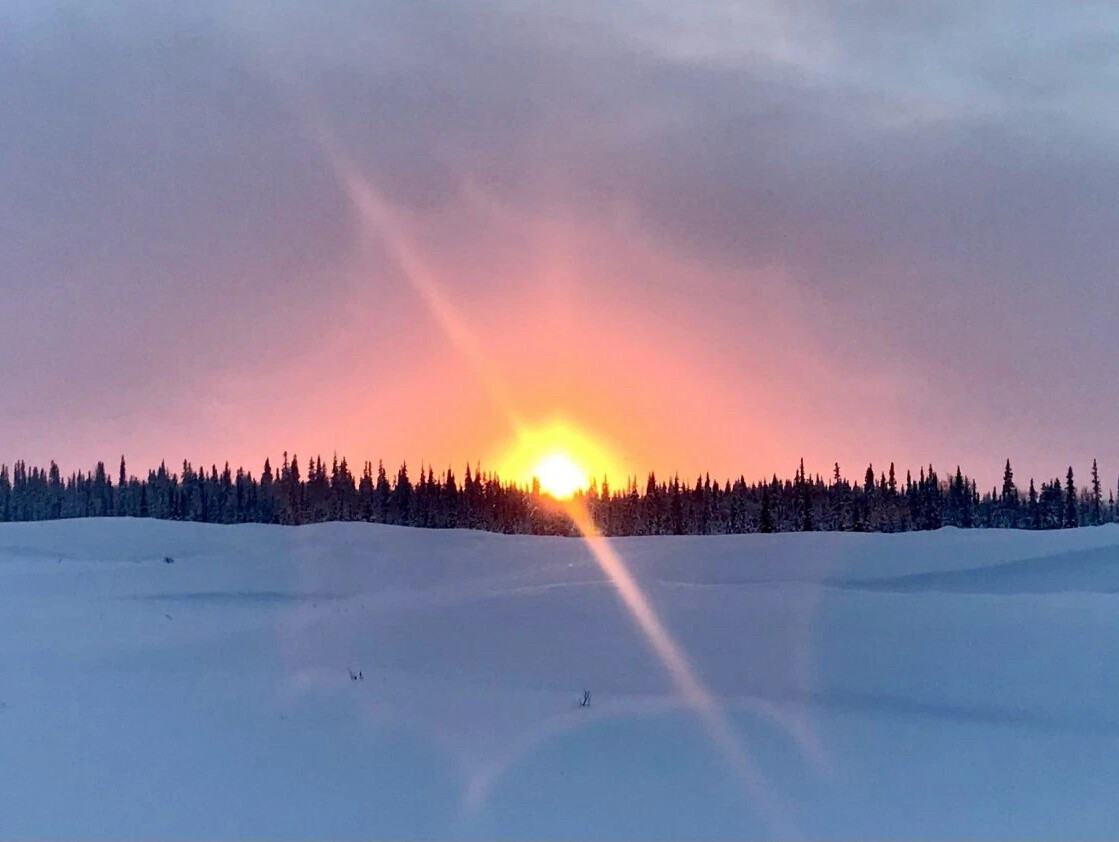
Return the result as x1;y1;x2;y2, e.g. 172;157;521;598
863;465;876;529
1000;459;1018;527
1065;467;1079;528
1091;459;1102;525
759;487;774;533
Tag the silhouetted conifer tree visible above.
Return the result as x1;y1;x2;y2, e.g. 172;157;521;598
1091;459;1102;525
759;486;774;533
1065;467;1079;528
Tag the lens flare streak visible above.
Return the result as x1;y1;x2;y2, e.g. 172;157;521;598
326;148;793;834
327;146;525;434
563;501;791;832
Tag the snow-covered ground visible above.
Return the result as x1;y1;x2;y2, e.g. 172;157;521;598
3;519;1119;838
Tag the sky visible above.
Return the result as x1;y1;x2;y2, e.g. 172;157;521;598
2;0;1118;489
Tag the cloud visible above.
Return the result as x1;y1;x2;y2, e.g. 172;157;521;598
1;0;1117;482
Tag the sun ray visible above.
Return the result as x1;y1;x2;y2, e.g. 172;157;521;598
562;498;794;834
312;132;793;834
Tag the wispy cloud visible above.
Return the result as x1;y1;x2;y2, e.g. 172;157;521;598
1;0;1117;482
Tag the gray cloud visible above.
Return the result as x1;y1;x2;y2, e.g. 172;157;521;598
2;0;1118;481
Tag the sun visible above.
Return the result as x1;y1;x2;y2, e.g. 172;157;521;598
491;418;624;500
533;451;589;499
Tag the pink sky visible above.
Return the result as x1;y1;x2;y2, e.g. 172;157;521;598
2;1;1118;490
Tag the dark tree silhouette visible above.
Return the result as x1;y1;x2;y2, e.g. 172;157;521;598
1065;467;1079;529
0;453;1109;537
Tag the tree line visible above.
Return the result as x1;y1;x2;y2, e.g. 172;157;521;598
0;454;1113;536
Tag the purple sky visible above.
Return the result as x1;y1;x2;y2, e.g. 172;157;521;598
2;0;1117;489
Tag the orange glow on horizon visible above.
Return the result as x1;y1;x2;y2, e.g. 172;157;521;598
532;452;587;498
492;419;625;495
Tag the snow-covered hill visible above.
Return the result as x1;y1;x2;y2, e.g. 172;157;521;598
3;519;1119;838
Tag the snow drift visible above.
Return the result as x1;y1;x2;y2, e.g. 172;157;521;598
2;519;1119;838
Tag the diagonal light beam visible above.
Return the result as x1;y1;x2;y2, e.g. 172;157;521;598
563;500;792;833
317;133;525;435
320;142;793;834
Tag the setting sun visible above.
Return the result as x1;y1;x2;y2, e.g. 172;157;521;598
491;418;625;498
533;452;588;499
